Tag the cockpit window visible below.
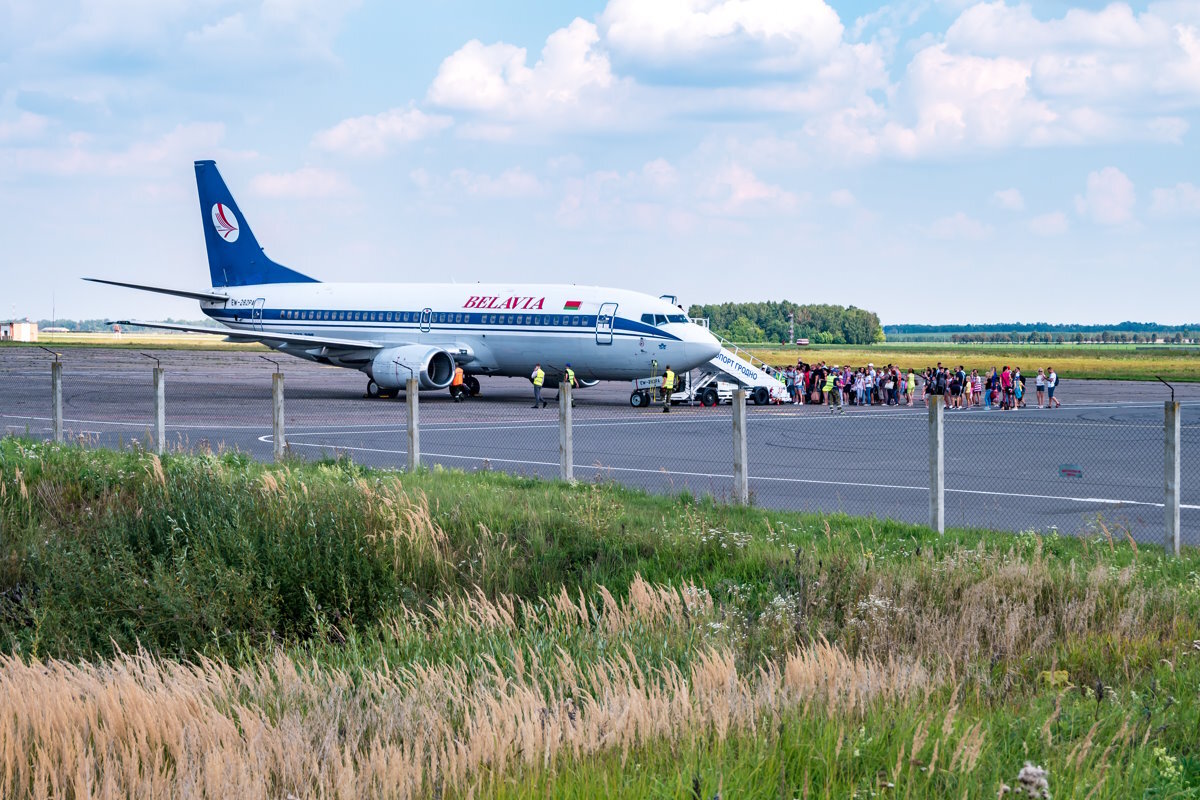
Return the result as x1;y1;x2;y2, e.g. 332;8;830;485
641;313;654;325
666;314;687;323
654;314;668;326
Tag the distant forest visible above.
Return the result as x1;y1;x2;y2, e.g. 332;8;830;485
687;302;884;345
886;322;1198;334
886;321;1197;344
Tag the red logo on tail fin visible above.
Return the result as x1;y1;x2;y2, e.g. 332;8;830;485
211;203;240;243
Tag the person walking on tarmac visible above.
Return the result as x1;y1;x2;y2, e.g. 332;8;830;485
661;365;676;412
531;363;546;408
558;362;579;406
450;364;467;402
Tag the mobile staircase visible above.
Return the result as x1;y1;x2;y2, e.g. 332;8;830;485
673;328;790;406
628;317;791;407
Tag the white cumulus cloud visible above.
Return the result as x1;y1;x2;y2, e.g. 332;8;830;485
249;167;352;198
993;188;1024;210
601;0;845;73
312;107;451;157
1074;166;1135;225
704;164;800;215
428;18;618;124
1149;182;1200;216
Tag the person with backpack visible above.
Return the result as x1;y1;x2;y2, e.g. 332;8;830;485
1047;367;1061;408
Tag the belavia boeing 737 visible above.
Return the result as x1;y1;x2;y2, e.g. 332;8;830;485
88;160;722;397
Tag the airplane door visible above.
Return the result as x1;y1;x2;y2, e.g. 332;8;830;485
595;302;617;345
419;308;432;333
252;298;266;331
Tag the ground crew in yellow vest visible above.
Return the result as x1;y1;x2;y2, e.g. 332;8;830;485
451;365;466;402
531;364;546;408
560;362;578;406
823;367;845;415
662;365;675;412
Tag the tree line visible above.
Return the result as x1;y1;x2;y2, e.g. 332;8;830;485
886;321;1198;335
949;331;1193;344
687;302;884;345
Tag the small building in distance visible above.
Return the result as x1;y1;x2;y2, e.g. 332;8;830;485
0;321;38;342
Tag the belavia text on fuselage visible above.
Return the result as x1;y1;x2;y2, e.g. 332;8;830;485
88;160;722;396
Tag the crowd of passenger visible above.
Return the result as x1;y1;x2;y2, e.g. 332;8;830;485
764;362;1062;412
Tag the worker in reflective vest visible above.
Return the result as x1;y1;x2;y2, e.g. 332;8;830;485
561;363;578;407
451;365;465;402
531;364;546;409
823;367;845;415
662;366;675;412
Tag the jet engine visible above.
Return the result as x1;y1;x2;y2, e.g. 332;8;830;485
368;345;456;390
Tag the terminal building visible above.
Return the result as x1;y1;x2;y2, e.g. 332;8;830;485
0;321;38;342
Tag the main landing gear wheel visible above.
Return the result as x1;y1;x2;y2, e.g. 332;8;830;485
366;379;381;398
753;387;770;406
465;375;481;396
630;391;649;408
701;388;719;407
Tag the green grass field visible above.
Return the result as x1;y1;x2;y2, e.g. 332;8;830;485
1;439;1197;797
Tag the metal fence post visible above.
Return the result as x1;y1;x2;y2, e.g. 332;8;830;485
929;394;944;533
153;366;166;455
733;388;748;504
406;377;419;471
1165;401;1181;557
559;384;573;482
51;360;63;443
272;372;285;461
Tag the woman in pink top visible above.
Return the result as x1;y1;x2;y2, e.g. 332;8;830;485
1000;366;1013;410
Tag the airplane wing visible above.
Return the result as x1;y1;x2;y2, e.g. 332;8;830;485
109;320;384;352
85;278;231;303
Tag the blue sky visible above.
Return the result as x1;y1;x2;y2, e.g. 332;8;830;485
1;0;1197;325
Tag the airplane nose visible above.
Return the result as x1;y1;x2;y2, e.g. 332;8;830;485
692;327;721;363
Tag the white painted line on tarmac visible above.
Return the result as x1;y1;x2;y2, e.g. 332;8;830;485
262;435;1200;511
1;414;269;431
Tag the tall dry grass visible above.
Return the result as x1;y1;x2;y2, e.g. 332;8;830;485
0;637;925;799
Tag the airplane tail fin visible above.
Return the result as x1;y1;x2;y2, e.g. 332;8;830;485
194;160;318;287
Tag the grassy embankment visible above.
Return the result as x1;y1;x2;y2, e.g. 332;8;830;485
1;438;1198;797
749;343;1200;382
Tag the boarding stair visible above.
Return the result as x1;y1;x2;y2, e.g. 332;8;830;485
677;328;790;406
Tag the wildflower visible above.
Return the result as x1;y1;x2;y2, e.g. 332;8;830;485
1013;762;1050;798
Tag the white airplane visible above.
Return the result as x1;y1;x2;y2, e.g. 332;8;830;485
89;160;722;398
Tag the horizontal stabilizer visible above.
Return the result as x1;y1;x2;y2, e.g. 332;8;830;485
85;278;230;303
108;320;383;351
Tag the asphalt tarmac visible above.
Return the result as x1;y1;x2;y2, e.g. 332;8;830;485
2;347;1197;545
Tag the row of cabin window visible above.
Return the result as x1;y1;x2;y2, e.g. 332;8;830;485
640;313;689;327
278;310;592;327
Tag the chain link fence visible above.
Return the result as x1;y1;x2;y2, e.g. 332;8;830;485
2;348;1195;550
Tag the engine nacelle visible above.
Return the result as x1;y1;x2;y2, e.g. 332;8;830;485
368;345;456;390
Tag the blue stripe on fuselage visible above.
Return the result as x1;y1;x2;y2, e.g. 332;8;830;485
202;308;682;341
